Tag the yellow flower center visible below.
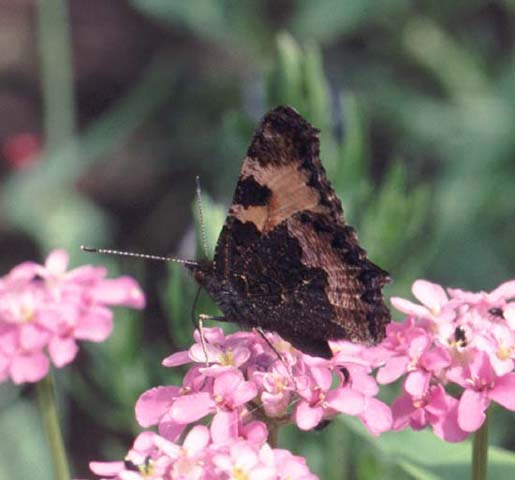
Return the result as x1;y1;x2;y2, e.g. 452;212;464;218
21;305;34;322
138;458;154;477
219;349;234;366
232;466;249;480
497;345;512;361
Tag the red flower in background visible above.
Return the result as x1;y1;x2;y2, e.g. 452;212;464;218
2;132;41;170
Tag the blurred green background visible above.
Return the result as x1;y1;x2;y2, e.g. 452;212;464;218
0;1;514;479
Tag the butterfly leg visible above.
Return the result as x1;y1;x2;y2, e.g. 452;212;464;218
197;313;228;366
254;327;297;389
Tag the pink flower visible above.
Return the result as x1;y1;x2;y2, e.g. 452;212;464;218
387;278;515;440
391;280;455;323
139;328;392;444
392;384;467;442
90;424;319;480
0;249;145;384
90;431;172;480
163;327;252;376
212;441;276;480
171;370;258;424
447;351;515;432
274;449;319;480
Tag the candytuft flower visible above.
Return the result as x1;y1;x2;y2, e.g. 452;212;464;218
136;327;392;441
385;278;515;440
0;249;145;384
90;424;318;480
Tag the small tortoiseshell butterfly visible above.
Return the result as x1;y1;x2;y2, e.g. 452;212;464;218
186;106;391;358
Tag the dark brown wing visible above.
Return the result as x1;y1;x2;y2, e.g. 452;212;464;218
211;105;390;353
214;105;344;278
285;211;390;344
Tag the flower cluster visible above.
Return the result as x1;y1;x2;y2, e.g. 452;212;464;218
88;277;515;479
0;249;145;384
90;425;317;480
136;327;392;440
375;279;515;441
89;327;392;479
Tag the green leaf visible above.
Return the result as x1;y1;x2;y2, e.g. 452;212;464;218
303;43;331;132
0;399;54;479
269;33;305;110
343;417;515;480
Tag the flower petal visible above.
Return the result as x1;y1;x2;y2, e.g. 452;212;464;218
490;280;515;302
360;398;392;435
45;249;69;275
412;280;448;312
432;401;468;442
489;374;515;410
135;386;180;427
93;277;145;309
294;401;323;430
391;393;416;430
89;461;124;476
162;350;192;367
405;370;430;397
48;336;78;367
211;410;239;444
170;393;215;423
242;421;268;444
326;388;364;416
390;297;429;318
376;356;409;384
458;389;488;432
10;352;49;383
75;308;113;342
183;424;210;454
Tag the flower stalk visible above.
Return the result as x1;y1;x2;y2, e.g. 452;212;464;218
267;421;280;449
472;409;488;480
36;373;71;480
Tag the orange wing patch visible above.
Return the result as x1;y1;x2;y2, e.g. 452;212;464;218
230;158;329;234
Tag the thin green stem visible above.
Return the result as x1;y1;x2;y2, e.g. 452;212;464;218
36;373;71;480
472;410;489;480
37;0;76;152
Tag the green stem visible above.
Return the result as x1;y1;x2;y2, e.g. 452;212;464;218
267;422;280;448
472;410;489;480
36;373;71;480
37;0;76;152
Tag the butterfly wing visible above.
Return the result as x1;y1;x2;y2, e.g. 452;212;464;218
213;105;343;277
209;106;390;356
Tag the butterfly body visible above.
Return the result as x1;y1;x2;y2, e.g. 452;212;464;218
187;106;390;358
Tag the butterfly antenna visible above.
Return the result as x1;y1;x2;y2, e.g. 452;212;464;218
195;176;210;259
80;245;199;266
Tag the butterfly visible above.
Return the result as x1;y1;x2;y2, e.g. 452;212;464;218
186;105;391;358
